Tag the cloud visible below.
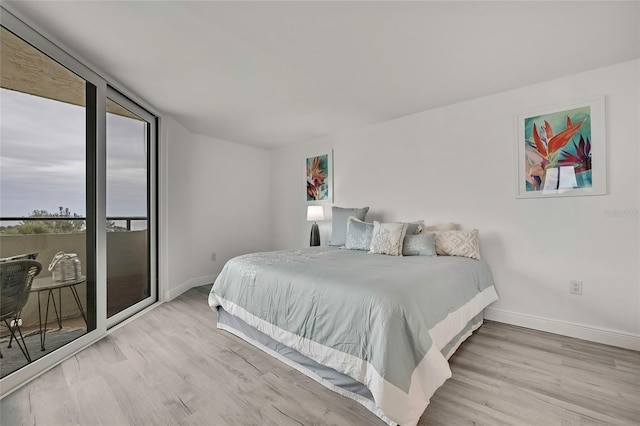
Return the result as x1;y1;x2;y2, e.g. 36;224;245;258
1;88;148;218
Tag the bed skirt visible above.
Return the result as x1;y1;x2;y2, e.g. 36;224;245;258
217;307;484;426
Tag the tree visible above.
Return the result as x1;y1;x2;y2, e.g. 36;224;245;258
1;206;128;234
0;206;84;234
17;206;85;234
106;219;127;232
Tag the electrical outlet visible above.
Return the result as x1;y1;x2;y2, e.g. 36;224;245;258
570;280;583;295
10;319;22;328
211;253;216;262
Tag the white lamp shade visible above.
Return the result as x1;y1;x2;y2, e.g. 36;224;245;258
307;205;324;221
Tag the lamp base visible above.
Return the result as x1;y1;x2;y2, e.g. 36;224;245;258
310;223;320;247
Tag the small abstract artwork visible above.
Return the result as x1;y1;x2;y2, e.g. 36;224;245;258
516;97;606;198
305;152;332;202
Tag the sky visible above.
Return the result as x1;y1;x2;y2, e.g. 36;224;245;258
0;88;147;219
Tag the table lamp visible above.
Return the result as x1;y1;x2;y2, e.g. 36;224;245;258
307;206;324;246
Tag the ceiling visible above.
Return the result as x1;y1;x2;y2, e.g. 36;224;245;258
5;1;639;149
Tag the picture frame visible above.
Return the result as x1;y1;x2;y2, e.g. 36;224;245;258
515;96;606;199
305;151;333;203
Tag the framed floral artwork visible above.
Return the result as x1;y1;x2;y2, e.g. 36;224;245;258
305;151;332;203
516;97;606;198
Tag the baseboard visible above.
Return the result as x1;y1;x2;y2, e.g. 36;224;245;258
484;308;640;351
164;275;215;301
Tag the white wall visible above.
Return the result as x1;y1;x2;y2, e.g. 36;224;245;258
161;117;271;300
270;60;640;349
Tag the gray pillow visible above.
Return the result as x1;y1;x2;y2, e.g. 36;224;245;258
402;233;437;256
329;206;369;247
405;221;424;235
345;217;374;251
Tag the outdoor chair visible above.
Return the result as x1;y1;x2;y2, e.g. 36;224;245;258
1;259;42;362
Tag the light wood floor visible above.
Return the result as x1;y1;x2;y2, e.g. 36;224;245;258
2;285;639;426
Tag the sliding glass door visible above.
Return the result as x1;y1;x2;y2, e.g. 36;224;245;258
0;8;157;393
0;25;95;378
106;91;156;325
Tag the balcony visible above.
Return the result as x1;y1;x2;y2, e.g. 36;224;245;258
0;218;148;377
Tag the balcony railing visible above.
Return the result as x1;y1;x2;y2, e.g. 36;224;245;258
1;219;149;329
0;216;148;231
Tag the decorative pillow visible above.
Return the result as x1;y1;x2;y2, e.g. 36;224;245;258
420;222;461;233
402;233;437;256
329;206;370;247
369;221;408;256
345;217;374;251
435;229;481;259
405;220;425;236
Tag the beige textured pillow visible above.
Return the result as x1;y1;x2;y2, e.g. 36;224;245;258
420;222;461;233
435;229;481;259
369;221;409;256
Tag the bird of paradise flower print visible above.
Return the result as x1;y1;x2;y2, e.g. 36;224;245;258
306;154;329;201
524;105;592;191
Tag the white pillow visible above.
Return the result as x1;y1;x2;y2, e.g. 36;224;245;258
369;221;409;256
435;229;481;259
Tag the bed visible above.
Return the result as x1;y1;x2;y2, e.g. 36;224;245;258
209;247;498;426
